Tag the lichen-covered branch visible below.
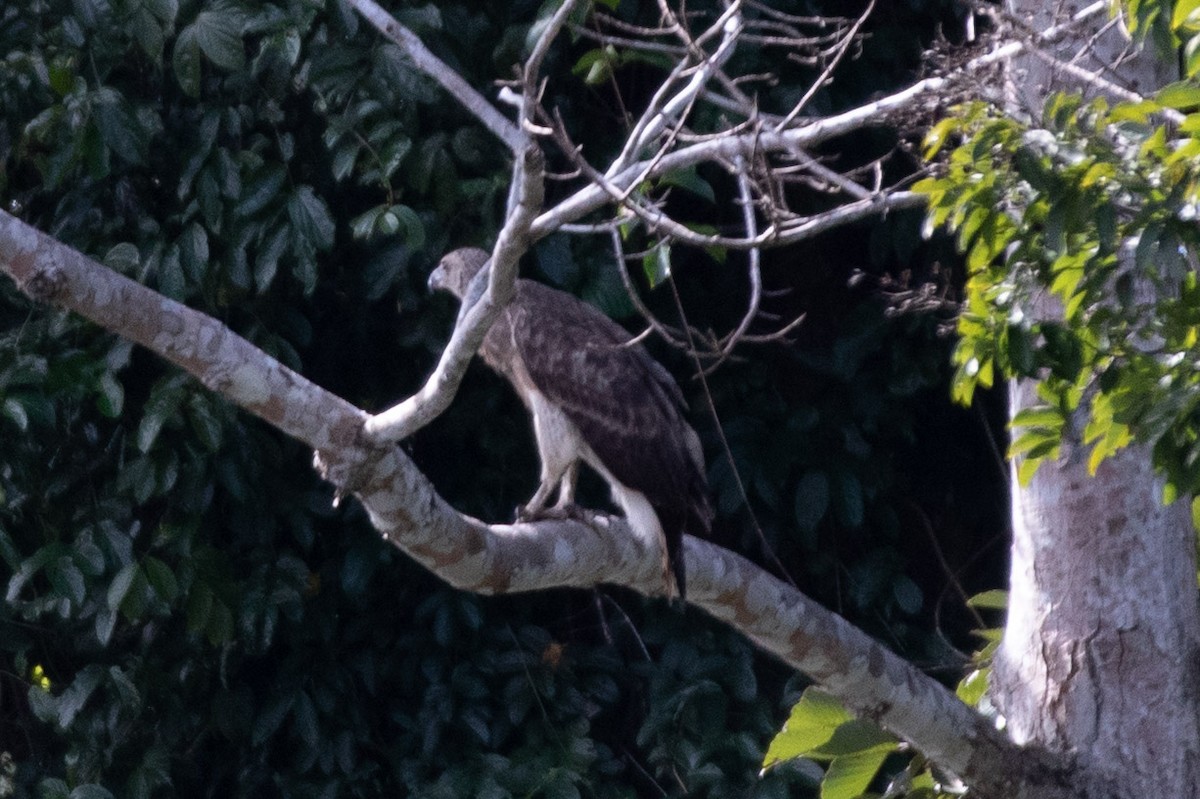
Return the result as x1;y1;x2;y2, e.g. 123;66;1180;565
1;208;1079;799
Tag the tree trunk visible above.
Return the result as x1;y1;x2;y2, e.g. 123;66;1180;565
996;385;1200;795
993;3;1200;795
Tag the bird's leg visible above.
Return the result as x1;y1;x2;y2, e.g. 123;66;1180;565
553;462;578;509
519;477;557;520
549;462;586;520
517;460;584;522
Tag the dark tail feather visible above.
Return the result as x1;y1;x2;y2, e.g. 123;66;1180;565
661;490;712;604
678;484;713;604
670;533;687;602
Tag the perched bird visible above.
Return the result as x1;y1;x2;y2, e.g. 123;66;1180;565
428;247;712;599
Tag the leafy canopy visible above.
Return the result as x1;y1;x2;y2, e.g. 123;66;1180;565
918;62;1200;496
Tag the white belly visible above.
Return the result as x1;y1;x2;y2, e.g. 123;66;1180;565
527;390;663;550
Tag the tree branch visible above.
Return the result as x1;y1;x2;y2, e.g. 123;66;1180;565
530;1;1112;241
363;144;545;443
343;0;528;153
0;209;1079;799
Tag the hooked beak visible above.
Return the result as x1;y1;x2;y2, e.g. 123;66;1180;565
427;264;446;293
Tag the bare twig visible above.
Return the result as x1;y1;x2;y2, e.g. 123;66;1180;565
709;154;763;366
774;0;876;131
532;1;1112;240
609;4;744;177
608;228;689;348
343;0;527;153
364;144;546;443
359;2;589;442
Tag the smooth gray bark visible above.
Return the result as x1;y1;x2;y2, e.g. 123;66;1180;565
994;3;1200;795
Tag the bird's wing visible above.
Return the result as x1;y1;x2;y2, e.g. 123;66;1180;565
508;281;697;502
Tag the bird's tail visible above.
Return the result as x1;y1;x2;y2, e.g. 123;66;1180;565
617;484;709;602
659;492;710;603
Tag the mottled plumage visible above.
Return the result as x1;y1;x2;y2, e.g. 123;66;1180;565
429;247;711;598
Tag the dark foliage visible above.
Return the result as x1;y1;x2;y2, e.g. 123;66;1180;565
0;0;1001;796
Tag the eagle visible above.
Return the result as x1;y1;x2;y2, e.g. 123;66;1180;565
428;247;712;599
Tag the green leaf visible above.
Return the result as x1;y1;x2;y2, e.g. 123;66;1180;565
350;206;384;240
48;558;86;606
95;608;117;646
1186;35;1200;78
137;409;167;453
642;242;671;288
659;167;716;204
794;471;830;532
571;47;616;85
292;691;320;748
832;471;864;528
384;204;424;249
966;589;1008;610
254;226;289;293
206;599;234;645
186;583;213;633
253;693;295;746
891;575;923;614
763;689;851;768
1010;405;1064;429
92;89;146;164
179;223;209;282
187;395;223;451
9;546;61;603
1173;0;1200;31
3;397;30;431
172;24;202;97
956;667;989;706
922;116;959;159
811;718;895;757
38;779;70;799
190;9;245;72
1008;429;1060;461
1017;456;1043;486
107;562;140;612
1157;81;1200;110
57;665;105;729
132;7;166;58
820;743;894;799
103;242;141;274
236;164;287;218
143;556;179;603
288;186;336;251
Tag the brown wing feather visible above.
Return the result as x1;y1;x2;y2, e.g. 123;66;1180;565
508;280;711;596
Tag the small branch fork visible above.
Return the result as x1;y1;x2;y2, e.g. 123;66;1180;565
357;0;583;443
0;2;1140;795
0;205;1083;799
353;0;1125;436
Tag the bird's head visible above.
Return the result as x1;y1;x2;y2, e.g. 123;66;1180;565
428;247;490;300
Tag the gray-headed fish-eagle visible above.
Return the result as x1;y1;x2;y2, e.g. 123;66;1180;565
428;247;712;599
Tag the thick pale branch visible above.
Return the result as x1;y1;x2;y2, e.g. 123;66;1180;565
0;211;369;456
326;438;1074;799
345;0;527;153
0;211;1074;797
363;145;546;442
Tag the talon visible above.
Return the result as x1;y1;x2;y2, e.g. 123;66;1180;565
518;503;584;523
